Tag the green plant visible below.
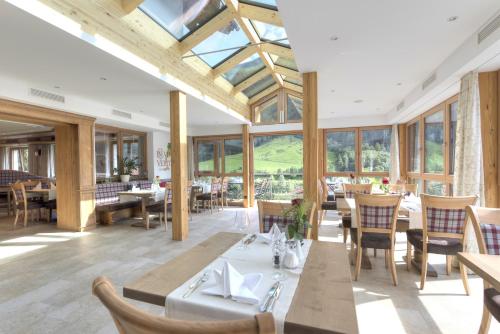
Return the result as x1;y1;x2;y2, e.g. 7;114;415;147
282;199;311;241
114;157;140;175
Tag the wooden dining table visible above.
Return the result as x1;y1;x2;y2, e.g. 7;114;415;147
458;253;500;291
117;190;160;230
123;232;359;334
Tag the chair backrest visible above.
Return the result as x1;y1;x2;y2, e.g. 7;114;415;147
355;194;401;234
320;177;330;200
221;177;229;193
257;200;316;239
21;180;41;190
164;183;172;204
11;182;26;208
317;179;327;202
389;183;418;195
466;206;500;255
343;183;372;199
92;276;276;334
211;178;220;195
186;180;193;200
421;194;477;241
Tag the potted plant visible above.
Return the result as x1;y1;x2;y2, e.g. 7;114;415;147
114;157;140;183
283;198;312;242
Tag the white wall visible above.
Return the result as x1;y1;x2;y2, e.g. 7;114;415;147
147;131;171;180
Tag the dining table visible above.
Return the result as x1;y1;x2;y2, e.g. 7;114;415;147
458;252;500;291
117;189;164;230
123;232;358;334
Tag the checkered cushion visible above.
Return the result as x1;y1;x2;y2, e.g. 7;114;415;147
481;224;500;255
426;207;466;234
262;215;307;236
0;170;43;186
95;181;153;205
345;190;370;199
359;205;395;229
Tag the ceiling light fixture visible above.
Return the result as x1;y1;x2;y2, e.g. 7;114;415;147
330;89;335;93
354;99;363;103
397;82;402;86
54;85;61;89
447;16;458;22
330;36;339;41
99;77;107;81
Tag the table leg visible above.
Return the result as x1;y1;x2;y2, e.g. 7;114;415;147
404;249;438;277
7;190;11;216
131;198;158;229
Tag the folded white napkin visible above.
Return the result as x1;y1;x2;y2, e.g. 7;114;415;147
202;261;262;305
34;182;42;190
258;223;282;244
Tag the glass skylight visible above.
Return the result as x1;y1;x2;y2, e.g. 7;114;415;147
192;20;249;68
242;74;275;98
140;0;226;41
271;55;298;71
282;75;303;87
222;53;266;86
240;0;277;10
251;20;289;46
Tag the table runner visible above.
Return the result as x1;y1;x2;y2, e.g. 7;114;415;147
165;237;312;334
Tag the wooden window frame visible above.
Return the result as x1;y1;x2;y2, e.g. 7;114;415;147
193;134;244;178
405;95;458;195
251;88;303;125
323;125;392;178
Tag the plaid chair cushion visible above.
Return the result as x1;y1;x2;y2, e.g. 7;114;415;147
262;215;307;236
481;224;500;255
359;205;395;229
426;207;466;234
345;190;370;199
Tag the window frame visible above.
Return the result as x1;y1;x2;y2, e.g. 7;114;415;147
323;125;392;178
193;134;244;177
405;95;458;195
251;88;303;125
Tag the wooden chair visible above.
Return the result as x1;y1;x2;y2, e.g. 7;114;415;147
146;184;172;232
389;183;418;195
257;200;316;239
196;178;221;214
341;183;373;243
11;182;43;227
466;206;500;333
352;194;402;285
319;178;337;224
219;177;229;210
406;194;477;293
92;276;276;334
186;180;193;220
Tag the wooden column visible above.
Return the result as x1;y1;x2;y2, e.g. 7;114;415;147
170;91;189;240
55;121;96;231
398;124;407;181
303;72;319;240
479;71;499;207
242;124;251;208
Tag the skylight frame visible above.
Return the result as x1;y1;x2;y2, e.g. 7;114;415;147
242;74;276;98
239;0;278;11
250;20;290;47
222;53;267;86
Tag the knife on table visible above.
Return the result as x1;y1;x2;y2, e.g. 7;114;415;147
265;282;283;312
259;282;279;312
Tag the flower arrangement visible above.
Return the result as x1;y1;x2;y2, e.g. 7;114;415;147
380;177;390;193
349;173;356;184
283;198;312;241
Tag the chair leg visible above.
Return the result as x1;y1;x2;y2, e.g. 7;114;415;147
385;249;389;269
446;255;452;275
24;210;28;227
459;262;470;295
419;250;428;290
406;241;412;271
355;244;363;281
343;227;349;244
13;210;19;227
389;247;398;286
479;302;492;334
374;249;377;257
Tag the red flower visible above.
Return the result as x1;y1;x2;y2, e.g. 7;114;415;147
291;198;303;206
349;173;355;179
382;177;389;185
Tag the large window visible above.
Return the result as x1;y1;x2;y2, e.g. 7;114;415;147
252;89;303;125
405;96;458;195
95;131;118;178
194;135;243;177
361;128;391;173
326;130;356;173
9;147;29;172
254;95;279;124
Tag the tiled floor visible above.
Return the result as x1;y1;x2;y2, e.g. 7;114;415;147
0;209;498;334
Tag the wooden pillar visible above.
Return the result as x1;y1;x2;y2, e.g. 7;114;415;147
318;129;324;180
479;71;499;207
303;72;319;240
398;124;407;181
242;124;251;208
170;91;189;240
55;121;96;231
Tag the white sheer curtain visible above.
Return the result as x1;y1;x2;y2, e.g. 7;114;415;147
389;124;400;183
0;147;8;169
453;71;484;253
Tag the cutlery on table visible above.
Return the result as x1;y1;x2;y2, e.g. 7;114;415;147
266;282;283;312
243;234;257;246
183;272;210;299
259;282;280;312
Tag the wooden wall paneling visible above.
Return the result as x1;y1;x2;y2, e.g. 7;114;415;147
302;72;319;240
318;129;324;179
479;72;499;207
170;91;189;240
242;125;251;208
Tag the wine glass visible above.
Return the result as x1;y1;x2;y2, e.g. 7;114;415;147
235;211;249;249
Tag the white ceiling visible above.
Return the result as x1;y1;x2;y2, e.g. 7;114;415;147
0;1;245;129
278;0;500;120
0;120;53;137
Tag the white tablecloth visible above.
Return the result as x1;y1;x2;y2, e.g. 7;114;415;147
350;198;423;229
165;237;312;334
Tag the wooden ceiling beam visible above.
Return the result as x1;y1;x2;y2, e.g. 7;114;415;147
283;81;303;94
274;65;301;80
232;68;271;94
212;45;257;77
248;84;279;105
260;43;294;59
238;3;283;26
179;8;235;55
121;0;143;14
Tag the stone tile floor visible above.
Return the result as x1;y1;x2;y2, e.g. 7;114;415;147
0;208;498;333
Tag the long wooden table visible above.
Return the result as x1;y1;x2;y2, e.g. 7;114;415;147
458;253;500;291
124;232;358;334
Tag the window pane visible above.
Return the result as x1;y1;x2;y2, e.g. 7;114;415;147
251;20;289;46
283;76;302;86
286;95;303;121
326;131;356;172
408;121;420;172
192;20;249;67
122;134;146;176
424;111;444;173
140;0;225;41
222;53;265;85
254;96;279;124
449;101;458;174
95;131;118;178
197;142;215;173
270;54;298;71
242;74;275;98
224;139;243;174
425;180;446;196
239;0;277;10
361;128;391;172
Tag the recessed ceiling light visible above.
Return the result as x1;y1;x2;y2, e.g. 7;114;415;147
54;85;61;89
330;89;335;93
99;77;107;81
397;82;402;86
330;36;339;41
354;99;363;103
447;16;458;22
